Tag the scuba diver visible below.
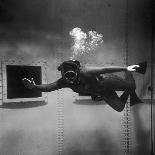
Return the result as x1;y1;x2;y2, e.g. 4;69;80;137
22;60;147;112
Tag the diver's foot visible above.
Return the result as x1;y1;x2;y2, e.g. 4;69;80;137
135;61;147;74
130;91;143;106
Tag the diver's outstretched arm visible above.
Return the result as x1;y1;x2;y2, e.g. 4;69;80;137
85;64;140;75
22;78;66;92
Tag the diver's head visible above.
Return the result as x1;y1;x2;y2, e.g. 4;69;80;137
57;60;80;84
63;70;77;84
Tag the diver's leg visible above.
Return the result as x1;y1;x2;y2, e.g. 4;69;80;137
99;72;142;106
123;71;136;90
119;90;143;106
103;91;125;112
120;90;130;103
99;72;135;91
123;71;143;105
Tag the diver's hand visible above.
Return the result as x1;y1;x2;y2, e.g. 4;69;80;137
127;65;140;72
22;78;36;89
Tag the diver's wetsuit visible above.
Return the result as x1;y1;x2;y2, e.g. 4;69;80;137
32;66;141;112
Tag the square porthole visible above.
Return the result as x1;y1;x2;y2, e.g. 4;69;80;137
1;61;47;103
6;65;42;99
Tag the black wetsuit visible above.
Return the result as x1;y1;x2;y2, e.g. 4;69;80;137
30;61;147;112
53;70;140;112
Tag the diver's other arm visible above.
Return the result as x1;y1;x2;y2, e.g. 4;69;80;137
85;65;140;74
22;78;66;92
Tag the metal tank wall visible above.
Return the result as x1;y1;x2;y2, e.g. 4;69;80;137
0;0;153;155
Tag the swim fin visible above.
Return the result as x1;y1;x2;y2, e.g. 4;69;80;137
130;91;143;106
134;61;147;74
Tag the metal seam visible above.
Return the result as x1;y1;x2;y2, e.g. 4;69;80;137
121;0;132;154
56;50;64;155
